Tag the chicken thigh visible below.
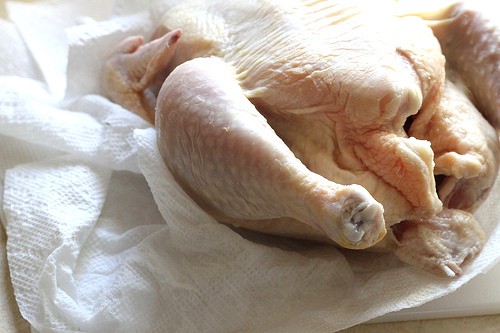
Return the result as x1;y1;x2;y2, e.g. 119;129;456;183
101;0;500;276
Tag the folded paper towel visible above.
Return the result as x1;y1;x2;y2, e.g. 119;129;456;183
1;0;499;332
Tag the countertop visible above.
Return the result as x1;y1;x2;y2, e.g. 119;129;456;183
340;315;500;333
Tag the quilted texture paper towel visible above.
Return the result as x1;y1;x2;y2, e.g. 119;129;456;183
1;1;500;332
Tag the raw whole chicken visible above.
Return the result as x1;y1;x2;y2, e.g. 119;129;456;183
101;0;500;277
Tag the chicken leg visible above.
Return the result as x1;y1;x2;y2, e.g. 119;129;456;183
431;2;500;129
393;208;485;277
155;57;386;249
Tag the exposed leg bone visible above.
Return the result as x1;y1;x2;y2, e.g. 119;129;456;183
155;57;387;249
101;29;182;123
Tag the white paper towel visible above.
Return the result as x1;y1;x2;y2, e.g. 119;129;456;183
1;1;499;332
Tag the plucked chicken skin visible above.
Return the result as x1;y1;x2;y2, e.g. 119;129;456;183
101;0;500;277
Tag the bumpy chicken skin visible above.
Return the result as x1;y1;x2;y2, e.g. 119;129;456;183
101;0;500;276
410;75;500;212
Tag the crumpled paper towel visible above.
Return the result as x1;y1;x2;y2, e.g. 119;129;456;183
1;0;499;332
